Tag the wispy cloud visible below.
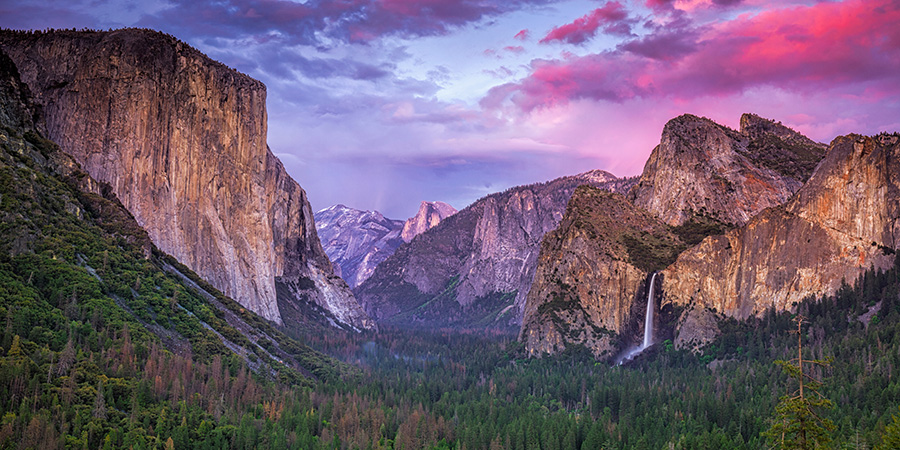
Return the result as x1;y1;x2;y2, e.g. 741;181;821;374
539;1;634;44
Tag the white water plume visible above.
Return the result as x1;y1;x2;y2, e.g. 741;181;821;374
617;272;657;365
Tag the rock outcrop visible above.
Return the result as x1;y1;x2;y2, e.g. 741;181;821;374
0;50;38;134
401;201;457;242
673;306;720;352
662;133;900;318
520;186;682;358
630;114;826;226
314;204;404;288
0;29;371;329
519;114;834;359
355;170;636;328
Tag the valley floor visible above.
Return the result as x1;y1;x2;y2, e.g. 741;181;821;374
299;259;900;449
3;255;900;449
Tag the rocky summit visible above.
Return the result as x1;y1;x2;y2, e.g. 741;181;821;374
314;205;404;288
401;201;457;243
662;133;900;319
519;114;883;360
629;113;826;227
0;29;372;330
354;170;636;329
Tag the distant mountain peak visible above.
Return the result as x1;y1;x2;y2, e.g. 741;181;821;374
401;201;458;243
573;169;620;185
315;205;404;288
354;172;636;329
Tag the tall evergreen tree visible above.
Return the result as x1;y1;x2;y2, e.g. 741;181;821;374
764;316;835;449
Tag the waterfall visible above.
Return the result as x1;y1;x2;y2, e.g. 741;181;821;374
642;272;657;349
616;272;658;365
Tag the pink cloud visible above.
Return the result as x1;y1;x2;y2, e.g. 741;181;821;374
645;0;743;12
504;45;525;54
644;0;673;9
489;0;900;110
539;1;631;44
514;29;530;40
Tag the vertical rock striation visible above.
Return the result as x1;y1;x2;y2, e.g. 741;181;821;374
662;134;900;317
519;186;680;358
355;170;635;328
0;29;371;329
630;114;826;226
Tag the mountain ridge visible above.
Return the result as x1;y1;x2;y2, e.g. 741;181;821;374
354;169;636;329
662;132;900;319
0;44;344;380
629;113;826;227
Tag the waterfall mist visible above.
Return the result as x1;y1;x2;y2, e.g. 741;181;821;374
617;272;657;365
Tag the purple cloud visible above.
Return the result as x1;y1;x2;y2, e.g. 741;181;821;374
140;0;557;47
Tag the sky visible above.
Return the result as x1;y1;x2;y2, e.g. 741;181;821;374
2;0;899;219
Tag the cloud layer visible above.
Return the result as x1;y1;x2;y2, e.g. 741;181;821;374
2;0;898;218
487;0;900;112
140;0;556;46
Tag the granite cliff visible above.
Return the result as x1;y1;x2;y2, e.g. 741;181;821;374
354;170;635;329
0;29;371;330
519;187;682;358
630;113;825;226
521;114;835;358
401;201;457;243
314;204;404;288
662;133;900;318
0;48;345;381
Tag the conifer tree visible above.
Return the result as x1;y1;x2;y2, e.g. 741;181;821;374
93;382;107;420
6;335;21;357
876;406;900;450
764;316;835;449
56;338;75;376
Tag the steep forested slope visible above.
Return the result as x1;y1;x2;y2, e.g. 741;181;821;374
0;48;351;448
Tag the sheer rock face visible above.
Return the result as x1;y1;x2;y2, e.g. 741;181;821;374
314;205;404;288
0;29;371;329
520;187;678;359
519;114;832;359
662;134;900;318
401;201;457;242
355;170;636;327
629;114;826;226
